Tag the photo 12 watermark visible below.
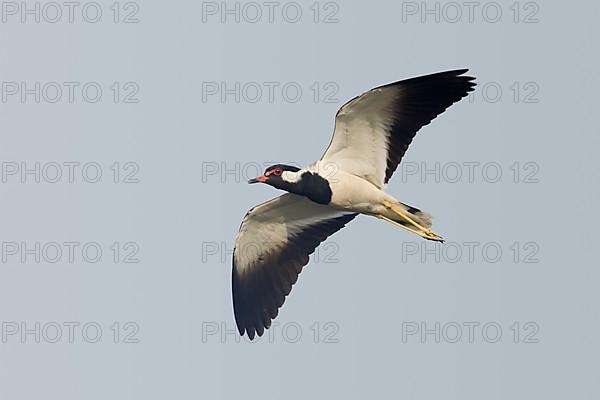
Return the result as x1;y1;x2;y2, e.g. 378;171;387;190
468;81;540;104
202;240;341;265
401;321;540;343
1;241;140;264
400;2;540;24
201;82;339;104
201;2;340;24
201;161;341;183
1;82;140;104
401;241;540;264
399;161;540;184
202;321;340;343
1;162;139;184
0;2;140;24
1;321;140;344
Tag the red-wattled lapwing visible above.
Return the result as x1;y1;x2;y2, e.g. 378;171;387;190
233;69;476;339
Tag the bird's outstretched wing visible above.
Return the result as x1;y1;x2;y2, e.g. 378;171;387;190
321;69;476;188
232;193;356;339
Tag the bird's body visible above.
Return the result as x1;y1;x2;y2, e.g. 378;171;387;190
291;161;428;226
282;161;384;212
232;69;476;339
328;167;391;214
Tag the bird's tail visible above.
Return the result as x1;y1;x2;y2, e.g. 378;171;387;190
378;200;442;241
392;202;433;229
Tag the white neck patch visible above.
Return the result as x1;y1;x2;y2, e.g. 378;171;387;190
281;170;303;183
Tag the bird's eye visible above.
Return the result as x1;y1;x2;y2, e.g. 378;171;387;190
273;168;283;176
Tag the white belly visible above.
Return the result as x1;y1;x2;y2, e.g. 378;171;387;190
308;161;395;214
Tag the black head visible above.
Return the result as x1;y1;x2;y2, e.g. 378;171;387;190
247;164;300;186
248;164;332;205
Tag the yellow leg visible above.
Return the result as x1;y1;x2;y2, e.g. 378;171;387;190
382;200;433;232
376;214;444;242
380;201;444;242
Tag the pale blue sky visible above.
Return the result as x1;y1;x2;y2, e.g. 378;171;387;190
1;1;599;399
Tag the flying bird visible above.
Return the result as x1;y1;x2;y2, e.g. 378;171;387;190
232;69;476;339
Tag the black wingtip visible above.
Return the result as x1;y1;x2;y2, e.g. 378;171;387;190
448;68;468;74
432;68;476;82
236;323;245;337
377;68;477;92
445;68;471;76
446;68;476;81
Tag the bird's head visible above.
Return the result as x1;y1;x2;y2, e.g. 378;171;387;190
248;164;301;189
248;163;332;205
